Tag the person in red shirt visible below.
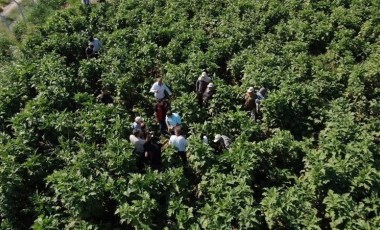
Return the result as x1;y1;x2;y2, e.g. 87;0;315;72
154;99;169;135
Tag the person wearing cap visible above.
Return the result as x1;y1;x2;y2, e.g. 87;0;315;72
255;87;267;119
165;110;182;133
86;43;96;59
88;35;102;53
244;87;257;120
154;99;169;135
213;134;231;153
150;77;172;100
196;71;212;106
132;116;146;132
169;126;188;164
202;82;215;107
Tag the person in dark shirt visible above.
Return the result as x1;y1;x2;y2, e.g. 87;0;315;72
96;87;114;104
86;43;96;59
154;99;169;135
212;134;231;154
144;134;162;171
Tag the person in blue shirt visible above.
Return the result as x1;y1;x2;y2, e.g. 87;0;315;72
132;117;146;133
255;87;267;120
165;110;182;133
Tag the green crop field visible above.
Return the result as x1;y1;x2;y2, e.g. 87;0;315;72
0;0;380;229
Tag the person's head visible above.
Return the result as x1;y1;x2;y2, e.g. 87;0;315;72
207;83;214;89
200;71;208;79
174;126;182;136
101;87;110;95
88;35;94;42
157;77;163;84
166;110;172;117
135;116;144;124
247;87;255;95
132;129;141;137
214;134;222;143
259;87;267;97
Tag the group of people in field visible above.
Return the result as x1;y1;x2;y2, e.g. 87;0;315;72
127;71;267;171
85;35;267;171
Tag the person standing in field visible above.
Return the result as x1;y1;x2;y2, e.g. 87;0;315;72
244;87;257;120
169;126;188;164
150;77;172;100
154;99;169;135
144;134;162;171
165;110;182;133
202;83;215;107
129;129;146;171
255;87;267;120
195;71;211;106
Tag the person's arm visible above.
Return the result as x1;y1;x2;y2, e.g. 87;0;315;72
195;79;200;91
177;115;182;125
169;136;174;145
164;84;172;96
166;116;171;130
150;83;158;93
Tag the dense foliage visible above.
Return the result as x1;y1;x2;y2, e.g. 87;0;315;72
1;0;380;229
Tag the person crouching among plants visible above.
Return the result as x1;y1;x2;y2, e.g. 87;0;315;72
165;110;182;134
96;87;114;104
169;126;188;164
132;117;146;136
212;134;231;154
88;35;102;54
86;43;96;59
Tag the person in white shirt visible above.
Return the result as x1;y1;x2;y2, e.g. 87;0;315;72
88;35;102;53
169;126;188;164
150;77;172;100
